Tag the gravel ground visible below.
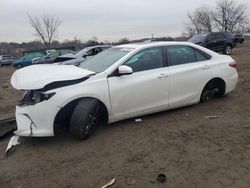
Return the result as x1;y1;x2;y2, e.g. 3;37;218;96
0;43;250;188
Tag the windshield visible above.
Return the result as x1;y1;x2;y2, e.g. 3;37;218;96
189;33;208;42
47;51;59;58
79;47;132;73
74;47;93;58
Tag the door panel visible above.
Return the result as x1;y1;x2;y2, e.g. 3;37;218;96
108;46;170;120
166;45;212;107
169;61;210;107
108;67;170;120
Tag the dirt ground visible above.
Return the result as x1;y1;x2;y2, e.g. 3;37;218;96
0;43;250;188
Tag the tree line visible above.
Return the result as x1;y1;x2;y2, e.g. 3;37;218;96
0;37;184;58
184;0;250;36
1;0;249;57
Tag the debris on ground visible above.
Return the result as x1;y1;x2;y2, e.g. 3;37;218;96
5;135;20;157
157;174;167;183
204;115;224;119
2;83;9;88
242;124;250;129
134;118;142;123
101;178;116;188
126;176;136;185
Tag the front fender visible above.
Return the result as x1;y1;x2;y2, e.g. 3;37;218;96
50;77;112;120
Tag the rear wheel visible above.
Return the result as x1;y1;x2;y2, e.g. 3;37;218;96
69;98;100;140
200;87;219;103
223;44;232;55
200;79;225;103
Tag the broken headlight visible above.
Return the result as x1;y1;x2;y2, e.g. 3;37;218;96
18;91;56;106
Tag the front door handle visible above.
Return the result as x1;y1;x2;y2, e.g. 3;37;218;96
157;73;169;79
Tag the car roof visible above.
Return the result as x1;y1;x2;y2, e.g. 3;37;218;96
84;45;112;50
74;45;112;58
115;41;197;50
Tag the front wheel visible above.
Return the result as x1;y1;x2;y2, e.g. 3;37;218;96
223;45;232;55
69;98;100;140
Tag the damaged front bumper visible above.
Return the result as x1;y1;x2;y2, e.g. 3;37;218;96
15;100;61;137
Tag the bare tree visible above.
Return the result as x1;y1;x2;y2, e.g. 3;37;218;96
28;14;61;48
234;20;250;34
186;12;202;35
195;6;214;32
213;0;248;32
185;6;214;36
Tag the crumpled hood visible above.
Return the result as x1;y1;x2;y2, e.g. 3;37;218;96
11;64;94;90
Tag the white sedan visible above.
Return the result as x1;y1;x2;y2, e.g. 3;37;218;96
11;42;238;139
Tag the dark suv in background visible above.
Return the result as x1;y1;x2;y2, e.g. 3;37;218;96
188;32;236;55
234;34;244;44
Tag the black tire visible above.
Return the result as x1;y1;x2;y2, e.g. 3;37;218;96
200;88;211;103
223;44;232;55
200;80;225;103
69;98;100;140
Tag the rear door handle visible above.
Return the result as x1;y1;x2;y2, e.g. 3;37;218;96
157;73;169;79
202;65;210;70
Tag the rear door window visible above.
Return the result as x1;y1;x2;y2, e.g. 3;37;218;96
195;50;211;61
167;45;211;66
167;46;196;66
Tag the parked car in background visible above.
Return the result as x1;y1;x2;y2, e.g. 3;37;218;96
188;32;236;55
32;50;76;64
56;45;112;66
12;52;45;68
0;55;15;67
234;34;244;44
11;42;238;140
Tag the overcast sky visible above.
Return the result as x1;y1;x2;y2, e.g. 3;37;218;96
0;0;249;42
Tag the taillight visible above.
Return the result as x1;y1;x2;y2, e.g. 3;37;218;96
229;62;237;69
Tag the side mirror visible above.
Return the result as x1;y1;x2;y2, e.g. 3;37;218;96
118;65;133;75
